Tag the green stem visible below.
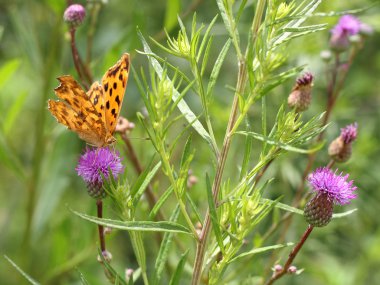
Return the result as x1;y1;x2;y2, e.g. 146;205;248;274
191;1;267;283
191;58;247;285
158;141;199;240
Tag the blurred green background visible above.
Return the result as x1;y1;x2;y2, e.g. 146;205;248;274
0;0;379;284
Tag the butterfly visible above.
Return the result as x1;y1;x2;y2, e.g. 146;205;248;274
48;53;130;147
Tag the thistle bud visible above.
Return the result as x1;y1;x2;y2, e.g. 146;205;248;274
64;4;86;28
288;72;314;112
328;123;358;163
304;193;334;227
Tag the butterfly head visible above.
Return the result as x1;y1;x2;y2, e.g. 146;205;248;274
104;134;116;146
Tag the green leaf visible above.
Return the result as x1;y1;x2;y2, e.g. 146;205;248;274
4;255;40;285
206;39;231;100
236;131;323;154
138;31;218;157
169;250;189;285
206;174;224;254
71;209;191;234
149;186;174;219
263;199;304;215
332;208;357;219
180;136;192;169
185;193;202;224
153;206;180;285
164;0;181;31
228;243;293;264
272;0;322;48
76;270;90;285
132;160;162;206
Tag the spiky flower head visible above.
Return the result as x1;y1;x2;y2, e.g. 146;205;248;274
288;72;314;112
341;123;358;144
328;123;358;162
64;4;86;28
76;147;124;199
330;15;361;52
304;167;357;227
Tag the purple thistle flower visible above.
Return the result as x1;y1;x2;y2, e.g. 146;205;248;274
76;147;124;198
340;123;358;144
330;15;362;52
331;15;361;37
308;167;357;205
64;4;86;27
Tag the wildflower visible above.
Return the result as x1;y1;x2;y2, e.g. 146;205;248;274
328;123;358;163
287;72;314;112
330;15;361;52
76;147;124;198
63;4;86;28
304;167;357;227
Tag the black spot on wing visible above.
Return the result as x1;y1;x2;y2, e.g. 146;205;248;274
104;83;109;92
106;101;110;109
110;88;113;97
115;95;120;106
113;82;117;89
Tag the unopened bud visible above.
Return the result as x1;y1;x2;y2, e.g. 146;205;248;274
288;72;313;112
328;123;357;163
288;265;297;274
63;4;86;28
304;193;333;227
97;250;112;263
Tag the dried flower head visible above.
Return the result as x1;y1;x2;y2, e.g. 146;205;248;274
288;72;314;112
63;4;86;27
76;147;124;198
330;15;362;52
304;167;357;227
328;123;358;162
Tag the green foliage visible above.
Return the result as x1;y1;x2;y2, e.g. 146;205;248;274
1;0;378;285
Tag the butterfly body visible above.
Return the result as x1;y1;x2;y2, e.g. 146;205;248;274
48;53;130;147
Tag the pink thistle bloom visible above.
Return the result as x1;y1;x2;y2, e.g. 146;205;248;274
308;167;357;205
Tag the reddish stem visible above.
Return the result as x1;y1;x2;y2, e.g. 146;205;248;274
96;199;106;253
265;225;314;285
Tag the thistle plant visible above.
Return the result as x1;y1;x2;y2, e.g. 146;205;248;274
4;1;374;285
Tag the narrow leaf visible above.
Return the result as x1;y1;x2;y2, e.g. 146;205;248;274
169;250;189;285
153;206;180;285
138;30;218;157
228;243;293;264
236;131;323;154
71;209;191;234
132;161;162;206
206;39;231;100
4;255;40;285
149;186;174;219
